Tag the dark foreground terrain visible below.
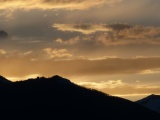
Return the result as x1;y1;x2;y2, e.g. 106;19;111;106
0;75;159;120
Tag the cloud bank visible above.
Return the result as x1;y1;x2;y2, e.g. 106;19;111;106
1;56;160;78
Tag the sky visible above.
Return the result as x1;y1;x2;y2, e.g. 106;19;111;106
0;0;160;101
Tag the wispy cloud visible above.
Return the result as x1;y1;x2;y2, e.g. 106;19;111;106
101;84;160;95
0;49;35;58
78;80;125;89
0;0;121;10
43;48;73;59
139;69;160;74
75;77;160;98
53;23;160;46
53;23;131;34
77;79;160;96
55;37;80;45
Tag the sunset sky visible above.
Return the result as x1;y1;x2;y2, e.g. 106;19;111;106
0;0;160;101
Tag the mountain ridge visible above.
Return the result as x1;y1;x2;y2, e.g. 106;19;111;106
0;75;159;120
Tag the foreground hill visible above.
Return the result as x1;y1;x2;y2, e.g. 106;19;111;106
0;75;160;120
136;94;160;113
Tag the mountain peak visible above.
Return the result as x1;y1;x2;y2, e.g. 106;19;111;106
140;94;160;101
149;94;160;98
51;75;63;79
136;94;160;113
50;75;71;84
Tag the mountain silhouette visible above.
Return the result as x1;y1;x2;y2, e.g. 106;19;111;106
0;75;11;84
136;94;160;113
0;75;159;120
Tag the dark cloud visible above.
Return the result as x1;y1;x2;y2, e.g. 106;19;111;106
0;30;8;39
107;23;132;31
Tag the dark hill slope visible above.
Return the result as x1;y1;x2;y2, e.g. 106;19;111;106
0;75;159;120
0;75;11;84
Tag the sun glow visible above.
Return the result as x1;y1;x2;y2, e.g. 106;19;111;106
7;74;41;81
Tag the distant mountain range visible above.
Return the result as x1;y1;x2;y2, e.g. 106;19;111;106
136;94;160;113
0;75;160;120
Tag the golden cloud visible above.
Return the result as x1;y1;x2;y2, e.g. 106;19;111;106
43;48;73;59
0;49;6;55
101;85;160;95
53;23;160;45
76;77;160;97
78;80;125;89
0;0;121;10
55;36;80;45
52;23;131;34
77;80;160;96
